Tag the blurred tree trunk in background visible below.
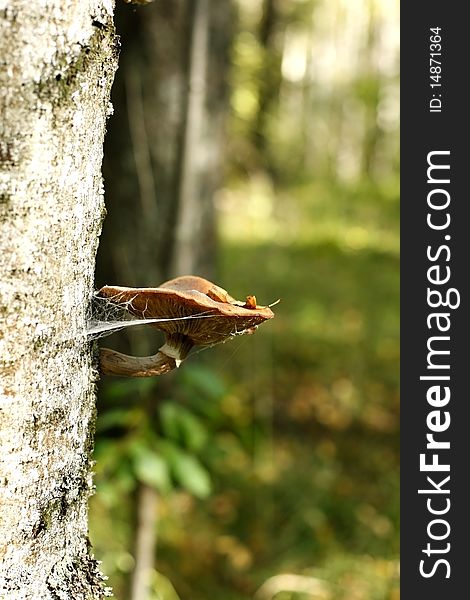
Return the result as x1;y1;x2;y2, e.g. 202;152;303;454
360;8;382;179
95;1;234;598
252;0;283;170
98;0;233;290
0;1;117;597
170;0;210;276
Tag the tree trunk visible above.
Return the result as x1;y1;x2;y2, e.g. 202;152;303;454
169;0;209;276
129;484;159;600
252;0;282;166
98;0;234;290
0;2;118;598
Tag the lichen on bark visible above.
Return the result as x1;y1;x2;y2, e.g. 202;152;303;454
0;1;118;598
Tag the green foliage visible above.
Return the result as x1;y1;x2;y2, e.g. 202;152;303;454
159;403;208;451
151;571;182;600
133;447;172;493
92;367;229;505
159;441;212;499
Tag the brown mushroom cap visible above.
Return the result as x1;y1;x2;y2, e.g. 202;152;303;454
96;275;274;348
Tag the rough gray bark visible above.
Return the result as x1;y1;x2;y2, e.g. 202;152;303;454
0;1;118;598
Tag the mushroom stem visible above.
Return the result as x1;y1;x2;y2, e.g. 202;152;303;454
99;333;194;377
99;348;178;377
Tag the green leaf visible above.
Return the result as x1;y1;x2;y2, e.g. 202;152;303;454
181;365;227;402
159;403;208;451
96;408;141;433
94;438;125;473
170;451;212;499
178;410;208;451
151;571;182;600
115;465;137;493
104;377;157;400
133;450;172;493
156;440;211;498
159;403;181;441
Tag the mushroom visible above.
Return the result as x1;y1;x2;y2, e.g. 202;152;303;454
96;275;275;377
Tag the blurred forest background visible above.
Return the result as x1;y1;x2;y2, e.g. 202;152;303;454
91;0;399;599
